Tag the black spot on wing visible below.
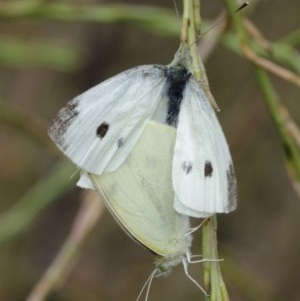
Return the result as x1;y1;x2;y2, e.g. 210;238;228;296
204;161;213;177
182;161;193;174
96;122;109;138
226;163;237;211
49;99;79;148
117;137;125;148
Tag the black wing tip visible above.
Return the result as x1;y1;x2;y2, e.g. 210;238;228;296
226;163;238;211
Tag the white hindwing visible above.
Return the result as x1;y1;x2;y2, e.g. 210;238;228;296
173;80;237;217
86;121;191;256
48;65;166;174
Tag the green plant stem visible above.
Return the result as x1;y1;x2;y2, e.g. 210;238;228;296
182;1;231;300
202;217;229;301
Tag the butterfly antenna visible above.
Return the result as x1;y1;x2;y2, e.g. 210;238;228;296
189;1;249;49
172;0;182;35
173;0;180;19
182;257;208;296
200;2;249;40
234;1;249;13
144;270;156;301
135;269;156;301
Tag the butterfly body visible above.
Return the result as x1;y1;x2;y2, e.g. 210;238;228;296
165;51;191;127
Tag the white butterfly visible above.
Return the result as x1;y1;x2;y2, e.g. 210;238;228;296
83;122;192;273
48;45;237;218
79;121;208;295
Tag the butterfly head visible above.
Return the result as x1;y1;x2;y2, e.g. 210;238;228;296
153;254;184;278
169;44;192;71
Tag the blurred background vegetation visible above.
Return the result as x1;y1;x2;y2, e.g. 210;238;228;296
0;0;300;301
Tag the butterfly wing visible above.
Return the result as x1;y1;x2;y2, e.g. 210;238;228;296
85;121;191;256
173;80;237;217
48;65;167;174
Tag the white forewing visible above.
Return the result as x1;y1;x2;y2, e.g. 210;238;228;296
48;66;167;174
85;121;191;256
173;80;237;218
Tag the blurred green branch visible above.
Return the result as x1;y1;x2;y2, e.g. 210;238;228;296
0;2;179;71
242;19;300;76
0;36;81;71
280;27;300;47
222;0;300;198
222;26;300;81
0;161;76;245
203;11;300;77
0;1;179;37
250;60;300;193
219;7;300;77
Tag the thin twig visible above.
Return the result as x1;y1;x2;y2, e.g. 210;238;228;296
25;190;105;301
241;44;300;88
